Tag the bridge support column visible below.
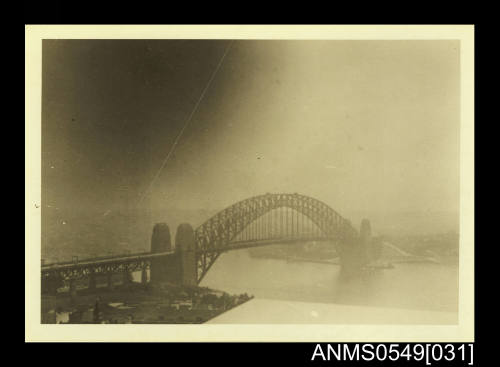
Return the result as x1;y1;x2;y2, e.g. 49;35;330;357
69;279;77;299
175;223;197;287
122;270;133;285
88;273;97;291
107;273;114;290
150;223;172;284
141;268;148;284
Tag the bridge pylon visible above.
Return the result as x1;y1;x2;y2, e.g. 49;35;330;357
339;218;372;279
150;223;172;283
149;222;197;286
175;223;197;287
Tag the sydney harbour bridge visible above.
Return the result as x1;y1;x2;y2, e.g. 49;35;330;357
41;193;375;294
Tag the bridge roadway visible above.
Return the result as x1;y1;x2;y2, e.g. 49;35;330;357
41;250;175;271
41;235;334;278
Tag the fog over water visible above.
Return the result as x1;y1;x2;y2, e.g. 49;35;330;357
201;247;458;314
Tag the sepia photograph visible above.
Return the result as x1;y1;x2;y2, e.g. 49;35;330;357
26;25;474;342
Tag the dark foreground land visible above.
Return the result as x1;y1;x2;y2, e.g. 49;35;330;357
41;281;253;324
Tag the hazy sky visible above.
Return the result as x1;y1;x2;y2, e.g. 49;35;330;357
42;40;460;216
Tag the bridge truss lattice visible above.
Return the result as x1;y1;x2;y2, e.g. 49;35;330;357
194;193;358;283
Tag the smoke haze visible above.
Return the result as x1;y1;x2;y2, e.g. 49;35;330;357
42;40;460;236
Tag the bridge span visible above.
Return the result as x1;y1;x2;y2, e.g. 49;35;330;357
41;193;374;295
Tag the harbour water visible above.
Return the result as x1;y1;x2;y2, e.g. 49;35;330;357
200;245;459;314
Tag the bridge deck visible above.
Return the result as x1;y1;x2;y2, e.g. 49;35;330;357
41;236;336;274
41;250;175;271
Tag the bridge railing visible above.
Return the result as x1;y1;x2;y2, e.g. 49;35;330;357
41;250;153;267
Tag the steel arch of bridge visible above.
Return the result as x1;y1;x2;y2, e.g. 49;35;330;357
194;193;358;283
